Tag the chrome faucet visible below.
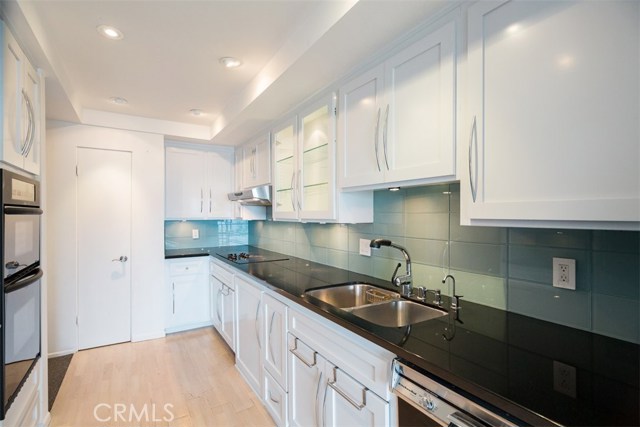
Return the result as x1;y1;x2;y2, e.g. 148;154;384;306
370;239;412;297
442;274;462;313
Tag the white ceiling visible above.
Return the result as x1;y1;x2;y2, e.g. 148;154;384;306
4;0;452;145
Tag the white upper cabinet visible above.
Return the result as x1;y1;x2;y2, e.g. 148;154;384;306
338;19;457;190
2;23;41;175
461;0;640;229
165;145;234;219
242;133;271;189
273;93;373;223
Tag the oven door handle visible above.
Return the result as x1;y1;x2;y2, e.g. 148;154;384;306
4;206;43;215
5;268;43;293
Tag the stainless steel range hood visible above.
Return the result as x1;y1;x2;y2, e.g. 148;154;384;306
228;185;272;206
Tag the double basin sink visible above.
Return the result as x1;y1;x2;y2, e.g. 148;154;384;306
303;283;446;327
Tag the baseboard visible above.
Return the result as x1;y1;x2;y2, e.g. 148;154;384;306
131;330;166;342
47;348;76;358
165;321;213;335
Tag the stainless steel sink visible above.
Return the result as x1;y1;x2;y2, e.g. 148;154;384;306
304;283;400;309
349;300;447;327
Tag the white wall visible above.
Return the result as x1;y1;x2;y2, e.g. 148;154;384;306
46;122;165;356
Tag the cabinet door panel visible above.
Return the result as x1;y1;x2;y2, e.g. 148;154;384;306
288;335;325;427
207;150;234;218
385;21;456;183
465;0;640;224
3;29;26;169
235;276;263;395
338;64;386;188
165;148;206;218
220;286;235;351
272;119;299;220
323;363;389;427
263;294;287;389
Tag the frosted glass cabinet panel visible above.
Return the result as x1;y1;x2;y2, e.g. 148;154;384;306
273;118;298;220
461;0;640;229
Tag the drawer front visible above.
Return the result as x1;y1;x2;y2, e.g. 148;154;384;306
168;259;205;276
264;370;287;427
210;261;233;284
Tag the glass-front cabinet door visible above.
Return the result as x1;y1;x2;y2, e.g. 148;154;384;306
272;118;298;220
298;95;335;220
272;94;337;222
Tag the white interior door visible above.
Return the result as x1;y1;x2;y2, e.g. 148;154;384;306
77;147;132;350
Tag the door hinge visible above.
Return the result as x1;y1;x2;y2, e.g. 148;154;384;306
75;165;78;176
334;107;337;116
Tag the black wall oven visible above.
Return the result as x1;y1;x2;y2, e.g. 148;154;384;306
0;169;42;418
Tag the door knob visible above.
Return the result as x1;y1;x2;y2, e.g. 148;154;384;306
112;256;128;262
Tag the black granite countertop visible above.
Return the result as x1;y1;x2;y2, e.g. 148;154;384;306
166;246;639;427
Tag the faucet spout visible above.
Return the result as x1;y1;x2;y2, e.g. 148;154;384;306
442;274;461;312
371;238;412;296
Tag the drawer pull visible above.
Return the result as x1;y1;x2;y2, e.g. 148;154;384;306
328;367;366;411
289;338;316;367
268;391;280;404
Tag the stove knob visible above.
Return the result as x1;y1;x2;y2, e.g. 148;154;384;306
421;396;435;411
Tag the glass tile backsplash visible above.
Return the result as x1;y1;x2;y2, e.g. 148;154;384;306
248;184;640;344
165;220;248;249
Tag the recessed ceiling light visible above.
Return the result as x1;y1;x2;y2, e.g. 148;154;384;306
219;57;242;69
97;25;124;40
189;109;204;116
109;96;128;105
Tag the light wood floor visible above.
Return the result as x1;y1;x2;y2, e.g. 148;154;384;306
50;328;276;427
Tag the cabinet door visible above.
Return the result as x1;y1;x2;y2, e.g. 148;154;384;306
338;64;386;189
288;335;326;427
464;0;640;225
168;275;210;330
323;364;389;427
263;294;287;390
384;21;456;184
3;28;26;169
243;134;271;189
22;62;40;175
165;147;207;219
210;274;222;331
272;118;299;220
206;150;234;219
298;95;337;221
235;276;263;395
220;285;235;351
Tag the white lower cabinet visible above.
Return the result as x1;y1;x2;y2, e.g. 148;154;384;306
235;275;264;395
210;259;236;351
165;258;211;333
264;370;288;427
324;363;390;427
288;335;327;427
288;333;390;427
263;293;288;389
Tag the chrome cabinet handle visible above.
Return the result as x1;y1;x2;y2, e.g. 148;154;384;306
112;256;128;262
216;288;222;323
21;90;34;156
469;116;478;202
209;188;212;213
382;104;390;170
255;299;262;349
289;338;316;367
289;172;296;210
25;91;36;157
374;107;381;172
328;366;366;411
251;148;257;178
268;311;276;364
200;188;204;213
268;391;280;404
296;169;302;211
172;283;175;314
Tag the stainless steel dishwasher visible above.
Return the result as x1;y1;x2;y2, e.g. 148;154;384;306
391;359;522;427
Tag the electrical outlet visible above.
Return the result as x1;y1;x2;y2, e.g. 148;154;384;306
553;257;576;290
359;238;371;256
192;229;199;239
553;361;577;398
